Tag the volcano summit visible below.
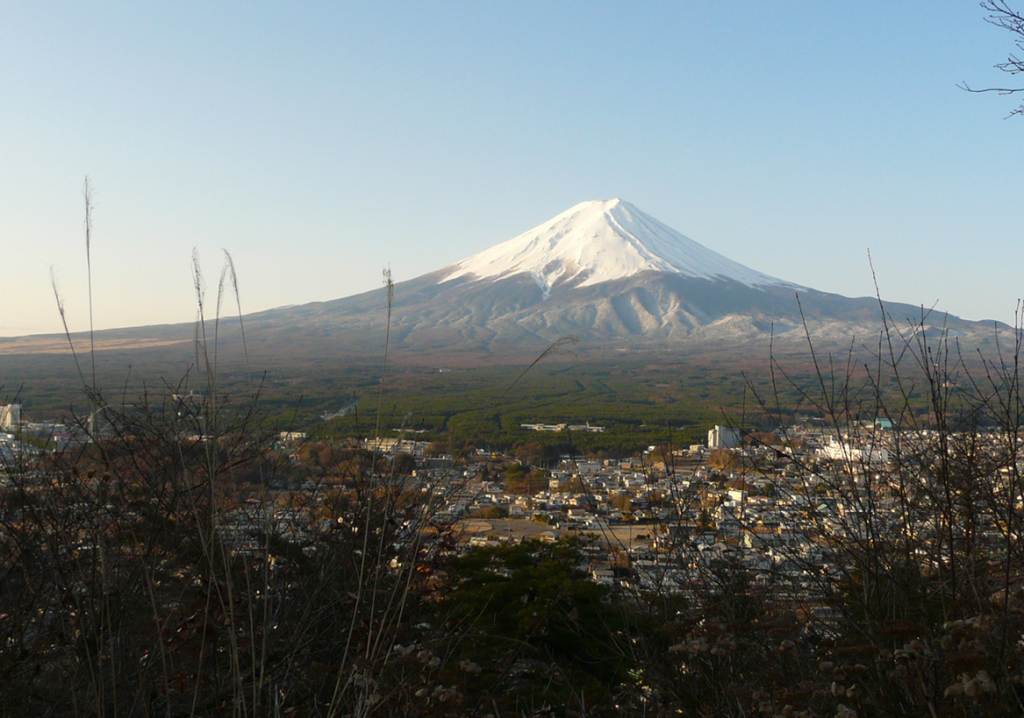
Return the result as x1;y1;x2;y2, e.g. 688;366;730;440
443;199;799;297
3;198;1003;361
211;198;998;359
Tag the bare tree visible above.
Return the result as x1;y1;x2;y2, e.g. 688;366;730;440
962;1;1024;116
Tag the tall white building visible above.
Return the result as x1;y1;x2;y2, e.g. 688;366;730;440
0;404;21;430
708;425;739;449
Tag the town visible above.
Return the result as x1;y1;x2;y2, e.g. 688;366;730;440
3;398;1013;608
2;382;1023;717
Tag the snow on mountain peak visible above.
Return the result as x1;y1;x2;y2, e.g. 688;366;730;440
441;199;795;296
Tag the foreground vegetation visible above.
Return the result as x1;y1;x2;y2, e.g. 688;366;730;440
3;298;1024;717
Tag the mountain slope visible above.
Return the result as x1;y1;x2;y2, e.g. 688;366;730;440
2;199;1007;362
234;198;1005;357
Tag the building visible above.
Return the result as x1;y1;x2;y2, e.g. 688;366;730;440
370;437;428;457
521;422;605;433
0;404;21;430
708;425;739;449
819;435;889;464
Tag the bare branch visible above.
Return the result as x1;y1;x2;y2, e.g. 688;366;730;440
967;1;1024;116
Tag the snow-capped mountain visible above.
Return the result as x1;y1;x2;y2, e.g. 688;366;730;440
201;198;998;358
443;198;798;296
10;199;1004;361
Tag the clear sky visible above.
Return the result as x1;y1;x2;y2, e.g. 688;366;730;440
3;1;1023;337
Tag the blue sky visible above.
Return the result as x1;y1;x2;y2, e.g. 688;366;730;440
3;1;1023;336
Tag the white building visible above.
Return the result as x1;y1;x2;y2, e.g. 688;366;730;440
708;425;739;449
0;404;21;430
819;435;889;464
